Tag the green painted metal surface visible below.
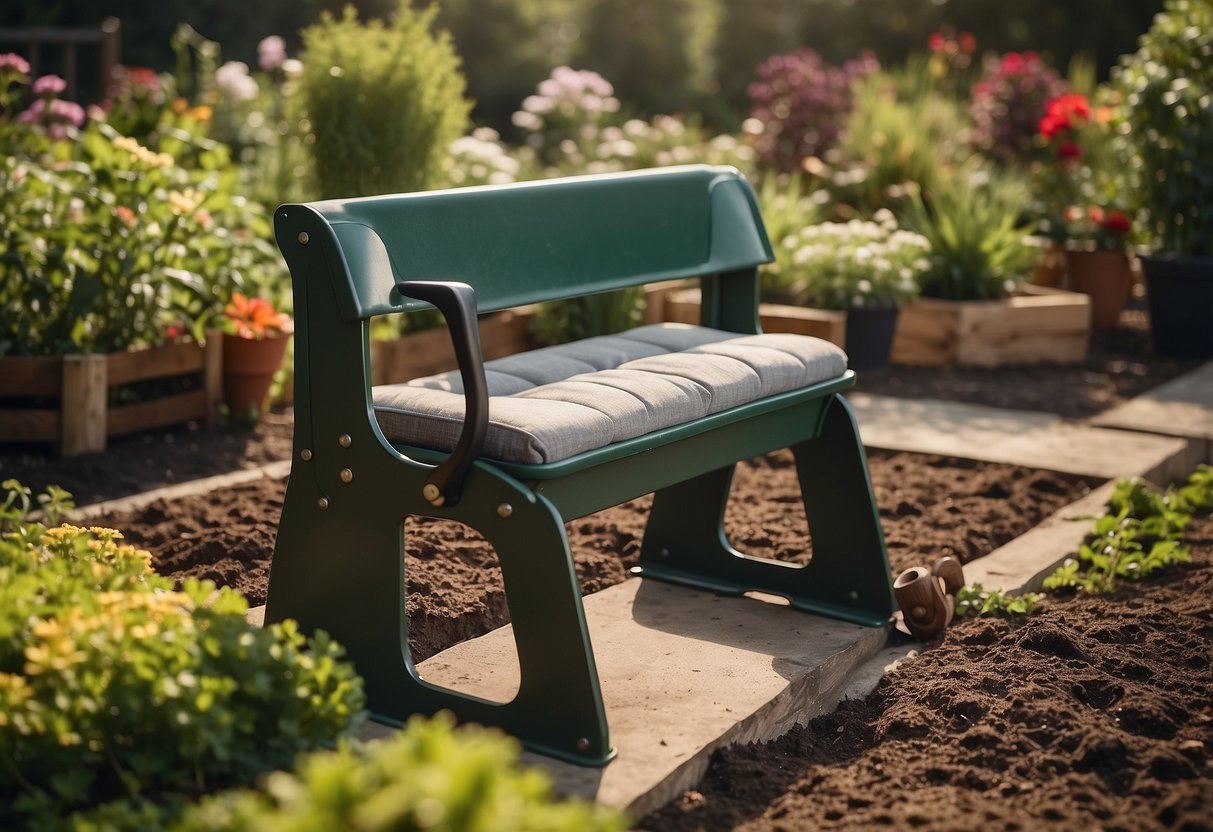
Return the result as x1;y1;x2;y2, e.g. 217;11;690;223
267;165;893;767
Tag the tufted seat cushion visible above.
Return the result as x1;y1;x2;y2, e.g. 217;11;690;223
373;323;848;465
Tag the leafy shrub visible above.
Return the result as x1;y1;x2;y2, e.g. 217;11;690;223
774;211;930;310
745;48;878;174
969;51;1066;164
1116;0;1213;257
529;288;647;347
296;1;470;198
904;174;1035;300
177;712;627;832
0;483;365;827
0;122;283;356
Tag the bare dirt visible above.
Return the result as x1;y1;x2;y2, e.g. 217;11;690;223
4;300;1210;829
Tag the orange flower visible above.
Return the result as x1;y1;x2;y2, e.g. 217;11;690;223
224;292;292;339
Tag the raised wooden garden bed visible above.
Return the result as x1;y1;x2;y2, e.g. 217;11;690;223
0;337;222;456
369;309;535;385
890;285;1091;368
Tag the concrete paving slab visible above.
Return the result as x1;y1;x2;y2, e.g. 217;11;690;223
848;393;1196;482
252;580;889;819
1091;362;1213;463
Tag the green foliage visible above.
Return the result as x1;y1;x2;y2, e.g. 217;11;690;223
903;174;1036;300
0;482;366;827
1044;473;1202;594
829;60;972;216
1116;0;1213;256
176;712;627;832
774;212;930;310
0;122;283;356
756;174;828;295
953;583;1041;618
578;0;722;118
297;1;471;198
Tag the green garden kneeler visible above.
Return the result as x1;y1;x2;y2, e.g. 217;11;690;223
265;165;895;766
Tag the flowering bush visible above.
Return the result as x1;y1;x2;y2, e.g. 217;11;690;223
511;65;622;171
1064;204;1135;252
443;127;521;186
0;120;283;356
970;51;1066;164
774;211;930;310
745;49;878;174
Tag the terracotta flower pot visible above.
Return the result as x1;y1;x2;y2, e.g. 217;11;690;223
1065;248;1132;331
222;332;289;414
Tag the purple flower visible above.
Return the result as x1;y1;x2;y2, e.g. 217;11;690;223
16;96;85;138
0;52;30;75
32;74;67;97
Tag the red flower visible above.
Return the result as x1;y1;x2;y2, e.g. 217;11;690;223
1058;140;1082;159
1038;112;1069;139
1103;211;1132;233
929;32;947;53
958;32;977;54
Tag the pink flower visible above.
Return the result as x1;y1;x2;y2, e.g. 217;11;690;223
258;35;287;72
32;74;66;96
929;33;947;53
0;52;30;75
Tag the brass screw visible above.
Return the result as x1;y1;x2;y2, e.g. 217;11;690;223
339;468;353;483
317;497;330;510
576;737;591;752
496;503;513;518
300;448;313;461
298;231;310;245
338;433;352;448
422;483;444;507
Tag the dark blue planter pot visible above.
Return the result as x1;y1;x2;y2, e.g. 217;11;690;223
844;306;900;372
1141;253;1213;358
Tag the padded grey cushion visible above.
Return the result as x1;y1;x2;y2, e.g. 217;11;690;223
373;323;847;464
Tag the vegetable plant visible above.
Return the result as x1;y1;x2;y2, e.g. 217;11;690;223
953;583;1041;619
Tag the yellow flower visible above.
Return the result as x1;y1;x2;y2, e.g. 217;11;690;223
169;188;205;216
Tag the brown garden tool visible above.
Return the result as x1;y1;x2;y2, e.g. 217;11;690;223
893;556;965;640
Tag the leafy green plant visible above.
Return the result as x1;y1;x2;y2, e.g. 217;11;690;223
953;583;1041;618
0;478;73;545
1044;474;1200;594
529;287;647;346
904;173;1036;300
0;481;366;827
296;1;470;198
176;712;627;832
1116;0;1213;257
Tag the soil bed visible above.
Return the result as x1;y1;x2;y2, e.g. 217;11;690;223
642;516;1213;832
90;450;1095;662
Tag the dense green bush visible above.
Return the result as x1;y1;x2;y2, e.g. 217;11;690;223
176;712;626;831
1116;0;1213;256
0;484;365;827
296;1;470;197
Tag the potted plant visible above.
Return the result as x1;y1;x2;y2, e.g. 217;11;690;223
775;210;929;370
221;292;292;417
1117;0;1213;357
1060;204;1136;330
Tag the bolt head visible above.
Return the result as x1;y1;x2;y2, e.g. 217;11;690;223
297;231;310;245
300;448;313;461
317;497;330;510
576;737;591;752
338;433;352;448
340;468;353;483
496;502;513;518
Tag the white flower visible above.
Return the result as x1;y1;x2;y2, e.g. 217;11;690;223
511;110;542;131
215;61;259;101
281;59;303;79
